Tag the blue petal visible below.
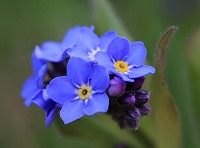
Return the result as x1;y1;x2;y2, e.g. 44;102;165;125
46;76;77;104
35;41;68;62
129;65;156;78
107;37;130;61
24;99;33;106
76;26;100;52
42;89;49;101
32;91;47;109
62;26;80;49
45;107;58;127
36;65;47;89
67;47;89;61
21;76;41;100
110;68;134;82
89;25;95;31
25;90;46;109
43;98;56;110
32;53;44;74
60;100;85;124
67;57;93;86
99;31;117;51
117;74;134;82
125;42;147;67
45;102;58;127
46;107;58;127
83;93;109;115
62;26;95;50
95;51;114;72
90;65;109;93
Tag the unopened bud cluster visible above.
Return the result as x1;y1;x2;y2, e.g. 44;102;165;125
107;77;151;129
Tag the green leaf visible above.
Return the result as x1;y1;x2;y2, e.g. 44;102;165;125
150;26;182;148
164;27;200;148
157;26;178;79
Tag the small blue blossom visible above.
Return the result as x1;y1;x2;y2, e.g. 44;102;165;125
35;26;95;62
21;53;59;127
21;53;47;107
35;41;69;62
46;57;109;124
35;26;82;62
95;36;155;82
66;26;117;61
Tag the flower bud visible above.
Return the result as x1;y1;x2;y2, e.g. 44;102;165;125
135;90;150;105
108;76;126;97
128;107;140;119
126;77;145;91
126;108;140;129
138;104;151;116
119;92;136;106
126;118;139;129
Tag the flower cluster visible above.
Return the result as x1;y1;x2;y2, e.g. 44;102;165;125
21;26;155;129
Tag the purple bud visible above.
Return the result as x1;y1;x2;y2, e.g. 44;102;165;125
138;104;151;116
135;90;150;105
129;108;140;119
120;92;136;106
126;77;145;91
108;76;126;97
126;118;139;129
125;107;140;120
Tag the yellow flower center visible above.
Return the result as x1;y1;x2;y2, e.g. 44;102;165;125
78;85;92;100
115;61;129;72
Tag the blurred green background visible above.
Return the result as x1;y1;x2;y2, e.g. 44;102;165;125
0;0;200;147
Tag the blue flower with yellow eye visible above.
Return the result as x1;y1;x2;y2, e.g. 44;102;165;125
95;36;155;82
46;57;109;124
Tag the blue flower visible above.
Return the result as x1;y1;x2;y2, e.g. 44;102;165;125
21;53;47;106
21;53;58;127
95;37;155;82
66;26;117;61
34;26;82;62
34;41;69;62
46;57;109;124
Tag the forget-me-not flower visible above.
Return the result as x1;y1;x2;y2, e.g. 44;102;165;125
34;26;83;62
66;26;117;61
21;53;59;127
95;36;155;82
46;57;109;124
21;53;47;107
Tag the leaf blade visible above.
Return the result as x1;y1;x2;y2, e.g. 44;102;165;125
150;26;182;148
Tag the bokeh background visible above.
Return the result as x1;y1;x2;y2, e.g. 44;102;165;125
1;0;200;147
